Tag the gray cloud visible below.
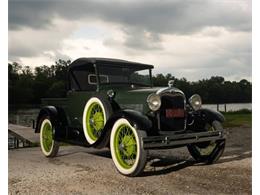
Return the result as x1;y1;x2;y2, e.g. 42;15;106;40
8;0;251;81
153;32;252;81
9;0;54;30
103;27;163;51
123;28;162;50
8;17;75;62
9;0;251;55
9;0;251;34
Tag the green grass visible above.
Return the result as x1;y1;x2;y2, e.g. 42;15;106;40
223;110;252;128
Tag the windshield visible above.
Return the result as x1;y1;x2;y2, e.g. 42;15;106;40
97;65;152;86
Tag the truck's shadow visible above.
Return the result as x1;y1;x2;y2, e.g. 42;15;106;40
142;157;195;177
57;148;112;158
56;146;251;177
87;149;112;158
215;150;251;164
140;150;251;177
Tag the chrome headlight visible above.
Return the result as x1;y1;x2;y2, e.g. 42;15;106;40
147;93;161;111
189;94;202;110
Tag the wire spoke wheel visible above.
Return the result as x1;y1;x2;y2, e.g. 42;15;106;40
83;97;113;145
195;125;217;156
187;120;225;164
110;118;147;176
40;117;59;157
114;124;137;168
41;119;54;153
86;102;105;141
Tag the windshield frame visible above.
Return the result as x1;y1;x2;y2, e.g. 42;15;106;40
95;64;153;90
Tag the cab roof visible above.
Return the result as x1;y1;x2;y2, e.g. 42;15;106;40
69;57;154;71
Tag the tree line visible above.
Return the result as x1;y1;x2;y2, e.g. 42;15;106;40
8;59;252;105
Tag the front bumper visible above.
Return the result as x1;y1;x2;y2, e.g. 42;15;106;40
142;130;225;149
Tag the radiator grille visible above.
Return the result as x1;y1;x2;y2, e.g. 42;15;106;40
158;93;186;131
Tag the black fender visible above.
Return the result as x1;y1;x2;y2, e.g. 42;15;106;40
92;109;152;149
35;106;68;140
197;108;225;123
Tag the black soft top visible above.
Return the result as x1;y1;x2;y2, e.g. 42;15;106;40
69;57;154;71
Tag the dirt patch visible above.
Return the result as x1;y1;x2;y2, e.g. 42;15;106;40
9;126;251;194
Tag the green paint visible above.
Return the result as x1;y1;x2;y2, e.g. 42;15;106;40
114;123;137;169
100;85;159;113
42;86;157;128
67;91;94;128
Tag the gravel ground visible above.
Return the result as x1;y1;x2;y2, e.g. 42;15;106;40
9;126;251;195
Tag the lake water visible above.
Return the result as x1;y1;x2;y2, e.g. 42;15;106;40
9;108;40;127
203;103;252;112
8;103;252;127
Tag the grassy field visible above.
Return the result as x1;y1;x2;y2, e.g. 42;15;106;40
223;110;252;128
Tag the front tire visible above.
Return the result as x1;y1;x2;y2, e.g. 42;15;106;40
110;118;147;177
187;120;225;164
83;96;112;144
40;116;59;157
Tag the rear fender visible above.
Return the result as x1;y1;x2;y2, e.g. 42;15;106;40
35;106;68;140
92;109;152;149
35;106;58;133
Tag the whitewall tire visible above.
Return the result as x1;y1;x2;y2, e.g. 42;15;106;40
83;97;108;144
40;117;59;157
110;118;147;176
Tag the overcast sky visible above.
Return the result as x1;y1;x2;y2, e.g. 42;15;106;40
8;0;251;81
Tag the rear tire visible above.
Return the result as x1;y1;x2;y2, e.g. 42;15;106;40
39;116;59;157
187;120;225;164
110;118;147;177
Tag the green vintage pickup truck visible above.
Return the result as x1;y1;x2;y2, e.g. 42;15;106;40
35;58;226;176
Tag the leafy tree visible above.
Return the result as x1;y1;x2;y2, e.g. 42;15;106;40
8;60;252;105
46;81;66;98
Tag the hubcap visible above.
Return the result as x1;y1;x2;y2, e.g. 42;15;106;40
114;124;137;169
86;102;105;141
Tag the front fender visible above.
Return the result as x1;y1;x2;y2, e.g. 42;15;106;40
197;108;225;123
92;109;152;149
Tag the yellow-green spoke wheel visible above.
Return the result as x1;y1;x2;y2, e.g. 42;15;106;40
187;120;225;164
83;97;108;144
40;117;59;157
110;118;147;176
86;102;105;141
195;124;217;156
114;124;137;169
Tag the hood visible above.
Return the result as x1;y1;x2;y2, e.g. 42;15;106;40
111;86;185;113
129;86;185;96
